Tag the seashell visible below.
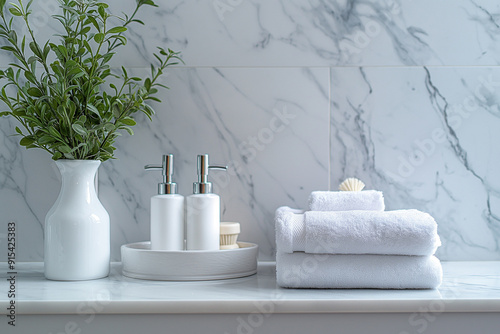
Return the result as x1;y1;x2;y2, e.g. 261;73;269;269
339;178;365;191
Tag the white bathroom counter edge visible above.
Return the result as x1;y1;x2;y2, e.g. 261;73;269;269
1;261;499;315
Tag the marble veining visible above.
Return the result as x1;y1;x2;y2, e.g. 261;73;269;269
98;67;329;261
108;0;500;67
1;0;500;68
1;0;500;262
1;261;500;314
331;66;500;260
0;66;330;262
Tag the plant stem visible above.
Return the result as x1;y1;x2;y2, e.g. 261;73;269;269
107;3;141;52
19;2;54;86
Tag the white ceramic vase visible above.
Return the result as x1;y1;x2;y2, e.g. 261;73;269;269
44;160;110;280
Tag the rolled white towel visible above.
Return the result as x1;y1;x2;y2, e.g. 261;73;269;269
275;206;441;256
309;190;385;211
276;252;442;289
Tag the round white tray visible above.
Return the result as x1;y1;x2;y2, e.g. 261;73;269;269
121;241;258;281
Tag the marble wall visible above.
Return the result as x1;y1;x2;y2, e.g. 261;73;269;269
1;0;499;261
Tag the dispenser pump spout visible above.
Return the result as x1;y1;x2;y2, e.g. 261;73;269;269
145;154;178;194
193;154;227;194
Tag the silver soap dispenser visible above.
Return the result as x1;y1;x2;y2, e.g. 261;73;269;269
186;154;227;250
145;154;184;251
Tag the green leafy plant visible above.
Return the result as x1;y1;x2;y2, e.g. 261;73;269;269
0;0;181;161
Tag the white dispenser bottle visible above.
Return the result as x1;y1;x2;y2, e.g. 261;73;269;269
145;154;184;251
186;154;227;250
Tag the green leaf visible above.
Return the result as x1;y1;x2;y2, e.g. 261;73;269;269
57;45;68;59
8;30;17;44
52;152;63;160
83;40;92;53
70;71;86;80
80;26;91;35
138;0;158;8
103;146;114;154
48;127;61;139
29;42;42;58
72;124;87;136
0;0;7;9
144;78;151;91
94;33;105;43
122;126;134;135
100;52;115;65
27;56;37;65
1;46;17;53
58;145;72;153
38;135;55;144
98;5;106;18
20;137;35;146
23;70;36;83
104;123;115;132
107;26;127;34
27;87;42;97
146;96;161;103
12;109;26;117
120;117;136;126
8;7;22;16
131;19;144;25
76;47;86;57
43;43;50;59
112;105;122;118
108;35;127;46
86;16;100;30
86;103;100;115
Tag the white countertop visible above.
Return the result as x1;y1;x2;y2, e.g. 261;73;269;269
1;261;499;315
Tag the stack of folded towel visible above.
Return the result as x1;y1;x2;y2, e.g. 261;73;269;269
275;190;443;289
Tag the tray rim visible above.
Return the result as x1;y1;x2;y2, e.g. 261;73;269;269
121;268;258;281
122;241;257;253
121;241;259;281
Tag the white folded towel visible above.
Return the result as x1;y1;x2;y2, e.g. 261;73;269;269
276;252;442;289
275;206;441;256
309;190;385;211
